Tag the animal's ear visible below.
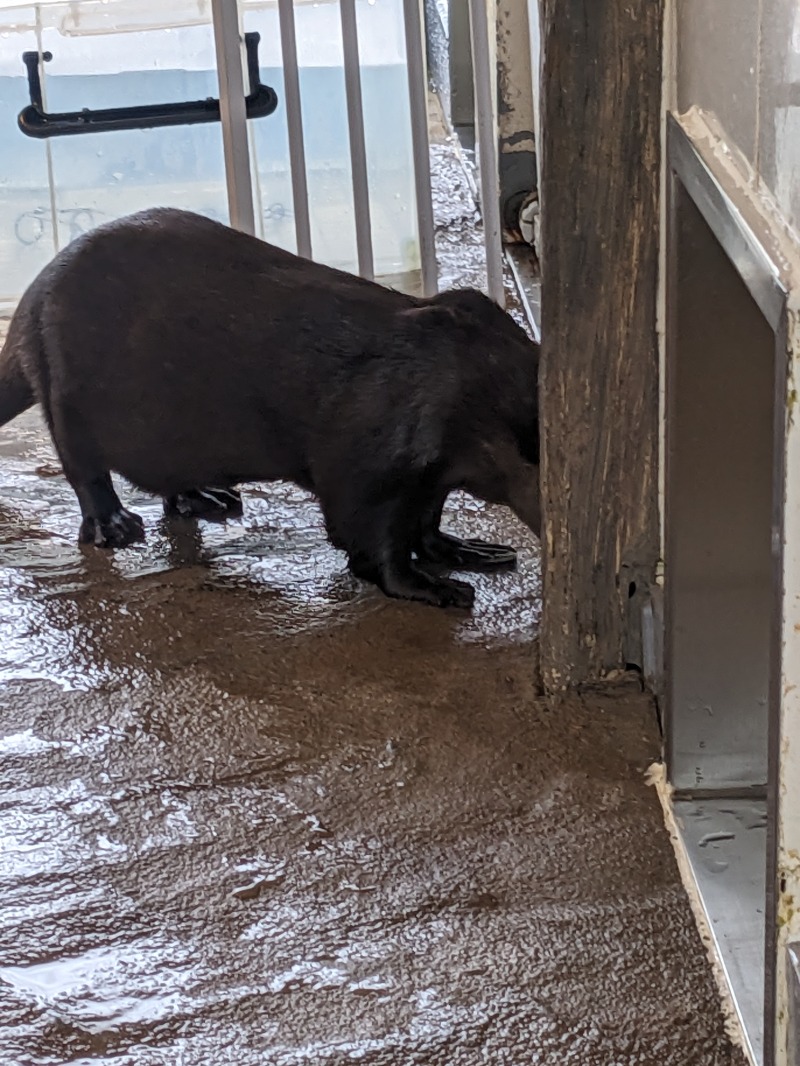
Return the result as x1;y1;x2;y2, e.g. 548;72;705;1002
398;303;462;331
400;288;494;333
428;287;497;319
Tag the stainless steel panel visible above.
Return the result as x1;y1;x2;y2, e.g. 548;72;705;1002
788;943;800;1066
675;798;767;1065
665;175;775;792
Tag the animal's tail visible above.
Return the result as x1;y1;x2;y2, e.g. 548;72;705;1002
0;312;36;429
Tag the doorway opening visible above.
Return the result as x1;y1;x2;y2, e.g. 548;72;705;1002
665;165;778;1066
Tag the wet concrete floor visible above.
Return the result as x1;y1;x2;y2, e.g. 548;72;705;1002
0;139;744;1063
0;388;743;1064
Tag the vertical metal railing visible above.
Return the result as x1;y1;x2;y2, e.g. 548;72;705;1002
211;0;256;235
402;0;438;296
468;0;505;306
339;0;375;280
277;0;313;259
213;0;503;304
34;4;60;255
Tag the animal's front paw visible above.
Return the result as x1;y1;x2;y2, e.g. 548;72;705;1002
79;508;145;549
367;564;476;610
428;575;476;609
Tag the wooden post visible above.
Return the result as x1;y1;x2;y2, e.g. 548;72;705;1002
538;0;663;693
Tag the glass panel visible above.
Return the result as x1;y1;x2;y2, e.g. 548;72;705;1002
757;0;800;242
0;0;422;304
0;0;272;306
39;6;228;249
242;0;420;288
0;7;55;309
355;0;420;285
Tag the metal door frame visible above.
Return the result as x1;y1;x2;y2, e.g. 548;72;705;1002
663;109;800;1066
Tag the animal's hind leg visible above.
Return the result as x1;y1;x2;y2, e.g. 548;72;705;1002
163;487;243;522
415;495;517;571
49;406;144;548
73;472;145;548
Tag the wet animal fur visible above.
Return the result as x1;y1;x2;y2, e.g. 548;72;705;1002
0;207;540;608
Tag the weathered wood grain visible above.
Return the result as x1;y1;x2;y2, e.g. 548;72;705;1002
538;0;663;692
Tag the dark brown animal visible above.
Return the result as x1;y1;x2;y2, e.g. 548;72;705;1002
0;207;540;608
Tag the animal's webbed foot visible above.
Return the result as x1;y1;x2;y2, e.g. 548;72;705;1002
163;487;243;522
79;508;145;549
417;529;517;571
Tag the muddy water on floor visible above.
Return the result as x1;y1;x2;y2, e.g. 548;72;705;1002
0;149;742;1064
0;405;743;1065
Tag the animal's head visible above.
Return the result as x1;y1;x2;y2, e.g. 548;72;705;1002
407;287;541;536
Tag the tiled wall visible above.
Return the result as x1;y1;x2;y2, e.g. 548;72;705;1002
676;0;800;242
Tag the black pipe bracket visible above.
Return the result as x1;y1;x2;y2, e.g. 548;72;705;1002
18;31;278;139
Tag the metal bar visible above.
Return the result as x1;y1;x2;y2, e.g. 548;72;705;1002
247;120;266;240
449;0;475;133
402;0;437;296
339;0;374;280
277;0;312;259
526;0;542;195
766;304;790;1066
468;0;504;306
34;6;59;255
212;0;256;235
770;306;799;1066
789;943;800;1066
505;246;541;342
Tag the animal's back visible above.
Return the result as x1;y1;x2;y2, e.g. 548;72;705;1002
39;206;412;389
20;207;415;493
